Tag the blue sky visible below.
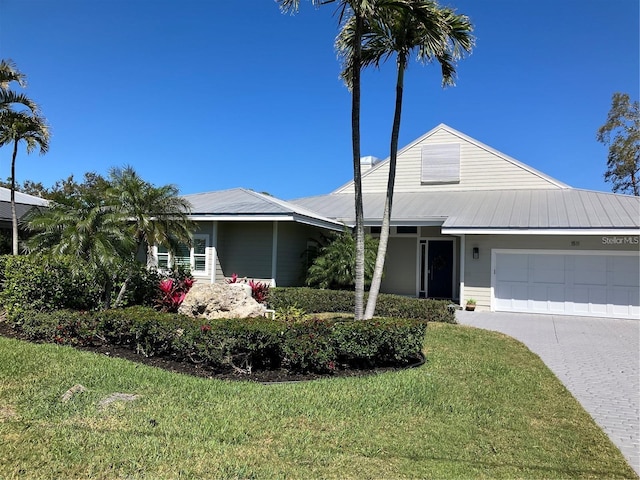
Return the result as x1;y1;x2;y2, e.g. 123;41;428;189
1;0;638;200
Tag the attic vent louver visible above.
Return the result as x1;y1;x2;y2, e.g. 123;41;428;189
421;143;460;184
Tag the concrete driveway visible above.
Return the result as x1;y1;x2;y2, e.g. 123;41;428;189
455;310;640;476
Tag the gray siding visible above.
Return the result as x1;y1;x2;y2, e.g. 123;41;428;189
217;222;273;280
275;222;326;287
380;237;418;296
191;220;336;286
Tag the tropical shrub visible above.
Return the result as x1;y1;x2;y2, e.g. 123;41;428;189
305;230;378;290
155;269;195;313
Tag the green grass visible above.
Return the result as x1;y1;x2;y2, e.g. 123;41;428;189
0;323;636;479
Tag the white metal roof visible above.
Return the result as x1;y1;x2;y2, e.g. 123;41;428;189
292;189;640;233
182;188;345;231
0;187;49;206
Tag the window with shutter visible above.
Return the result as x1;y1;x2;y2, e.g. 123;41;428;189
421;143;461;184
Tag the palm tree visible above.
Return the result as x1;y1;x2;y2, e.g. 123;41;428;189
278;0;410;319
0;59;39;113
106;165;194;268
337;0;474;319
0;110;50;254
24;191;134;307
305;229;378;289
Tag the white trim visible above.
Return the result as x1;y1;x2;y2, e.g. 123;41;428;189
189;215;297;222
191;234;209;274
210;221;218;284
187;214;344;232
271;221;278;282
153;234;210;274
490;248;640;314
416;237;457;299
442;228;640;235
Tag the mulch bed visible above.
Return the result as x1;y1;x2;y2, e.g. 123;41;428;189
0;320;424;383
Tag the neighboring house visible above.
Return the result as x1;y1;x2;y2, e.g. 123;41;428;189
170;124;640;320
0;187;49;251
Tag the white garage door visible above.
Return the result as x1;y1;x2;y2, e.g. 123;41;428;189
493;251;640;319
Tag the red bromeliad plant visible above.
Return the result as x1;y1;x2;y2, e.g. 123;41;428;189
156;275;195;313
226;273;270;304
248;279;269;304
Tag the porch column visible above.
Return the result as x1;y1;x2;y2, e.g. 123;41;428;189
459;234;465;307
210;221;218;284
271;221;278;286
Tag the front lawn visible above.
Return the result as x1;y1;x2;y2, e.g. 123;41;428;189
0;323;635;479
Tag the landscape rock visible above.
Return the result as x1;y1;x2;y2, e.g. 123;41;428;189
61;384;86;403
99;393;140;409
178;282;266;320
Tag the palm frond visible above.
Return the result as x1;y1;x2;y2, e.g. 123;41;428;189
0;59;27;90
0;110;50;154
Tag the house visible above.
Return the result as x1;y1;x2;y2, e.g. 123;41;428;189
174;124;640;320
168;188;345;287
0;187;49;252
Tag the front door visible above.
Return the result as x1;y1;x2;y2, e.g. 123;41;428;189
419;239;454;299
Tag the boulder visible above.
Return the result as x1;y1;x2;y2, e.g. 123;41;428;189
178;282;267;320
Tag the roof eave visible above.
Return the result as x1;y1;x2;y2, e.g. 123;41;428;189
188;213;345;231
441;227;640;235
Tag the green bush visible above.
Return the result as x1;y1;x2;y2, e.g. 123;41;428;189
112;265;162;308
281;317;337;373
16;309;99;346
8;307;427;375
0;255;164;315
0;255;103;316
0;254;10;289
268;287;456;323
332;318;427;366
174;317;283;371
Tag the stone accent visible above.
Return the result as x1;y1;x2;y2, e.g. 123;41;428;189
61;384;86;403
178;283;266;320
99;393;140;409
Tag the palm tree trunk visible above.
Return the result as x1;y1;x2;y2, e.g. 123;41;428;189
351;11;366;321
114;276;130;307
10;140;19;255
146;243;157;269
364;57;406;320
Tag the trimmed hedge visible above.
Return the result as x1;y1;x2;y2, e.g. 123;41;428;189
8;307;427;375
0;254;161;315
268;287;456;323
0;255;103;316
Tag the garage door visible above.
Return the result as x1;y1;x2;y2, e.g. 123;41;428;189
493;251;640;319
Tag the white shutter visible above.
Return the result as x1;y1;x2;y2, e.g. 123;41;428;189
421;143;460;184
